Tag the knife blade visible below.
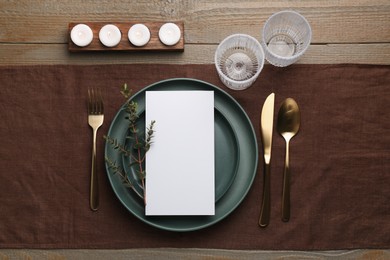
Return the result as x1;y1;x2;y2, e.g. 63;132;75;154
259;93;275;227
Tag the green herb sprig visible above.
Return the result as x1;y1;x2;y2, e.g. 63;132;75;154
104;83;155;204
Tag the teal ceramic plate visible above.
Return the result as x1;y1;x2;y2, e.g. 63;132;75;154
105;78;258;232
121;108;238;202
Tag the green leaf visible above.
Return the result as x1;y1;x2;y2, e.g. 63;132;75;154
120;83;132;99
133;143;143;149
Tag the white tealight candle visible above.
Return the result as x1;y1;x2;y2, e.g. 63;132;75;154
128;24;151;47
99;24;122;47
70;24;93;47
158;23;181;46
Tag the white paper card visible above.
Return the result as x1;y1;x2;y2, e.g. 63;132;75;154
145;91;215;215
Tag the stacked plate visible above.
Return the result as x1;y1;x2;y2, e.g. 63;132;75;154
105;78;258;231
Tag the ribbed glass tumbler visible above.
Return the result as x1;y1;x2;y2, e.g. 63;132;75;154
215;34;265;90
261;10;312;67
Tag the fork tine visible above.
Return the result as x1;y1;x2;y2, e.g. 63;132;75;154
97;88;104;114
90;88;95;113
87;87;100;115
87;88;92;114
92;88;97;114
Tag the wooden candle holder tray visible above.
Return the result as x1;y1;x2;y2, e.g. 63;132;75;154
68;21;184;52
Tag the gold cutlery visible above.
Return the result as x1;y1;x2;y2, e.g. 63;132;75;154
87;87;104;211
277;98;300;222
259;93;275;227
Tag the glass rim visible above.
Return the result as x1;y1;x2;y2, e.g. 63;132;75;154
261;10;312;61
214;33;265;85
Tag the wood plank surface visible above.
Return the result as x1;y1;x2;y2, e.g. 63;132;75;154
1;43;389;65
1;0;389;43
0;0;389;65
0;248;389;260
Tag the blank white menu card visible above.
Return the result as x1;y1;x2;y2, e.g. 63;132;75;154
145;91;215;216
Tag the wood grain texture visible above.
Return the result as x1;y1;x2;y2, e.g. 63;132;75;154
0;249;389;260
1;43;389;65
0;0;389;64
1;4;389;44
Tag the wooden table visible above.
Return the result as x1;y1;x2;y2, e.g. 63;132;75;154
1;0;389;65
0;0;389;259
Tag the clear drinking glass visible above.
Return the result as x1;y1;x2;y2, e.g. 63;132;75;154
261;10;312;67
215;34;265;90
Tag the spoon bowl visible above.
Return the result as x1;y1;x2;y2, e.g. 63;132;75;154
277;98;300;222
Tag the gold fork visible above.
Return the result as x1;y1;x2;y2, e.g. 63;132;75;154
87;87;104;211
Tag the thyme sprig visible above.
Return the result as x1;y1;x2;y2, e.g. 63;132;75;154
104;83;155;204
104;156;143;198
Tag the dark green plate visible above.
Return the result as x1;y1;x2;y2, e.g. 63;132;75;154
105;78;258;232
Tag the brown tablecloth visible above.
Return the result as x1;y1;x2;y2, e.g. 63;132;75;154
0;64;389;250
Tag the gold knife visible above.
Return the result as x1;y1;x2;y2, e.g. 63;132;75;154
259;93;275;227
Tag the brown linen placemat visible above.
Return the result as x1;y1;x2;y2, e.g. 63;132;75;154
0;64;389;250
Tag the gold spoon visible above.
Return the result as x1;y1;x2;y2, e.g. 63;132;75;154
277;98;300;222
